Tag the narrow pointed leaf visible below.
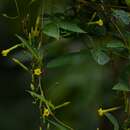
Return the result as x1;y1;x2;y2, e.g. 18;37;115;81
112;82;130;92
106;41;125;48
105;113;119;130
91;49;110;65
55;102;71;110
43;23;60;40
58;21;85;33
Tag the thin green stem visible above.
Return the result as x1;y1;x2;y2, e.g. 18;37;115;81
12;58;29;71
38;7;44;49
52;114;74;130
2;13;18;19
14;0;20;17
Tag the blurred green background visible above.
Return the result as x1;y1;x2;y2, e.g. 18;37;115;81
0;0;125;130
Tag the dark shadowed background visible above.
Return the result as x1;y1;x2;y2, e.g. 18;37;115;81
0;0;124;130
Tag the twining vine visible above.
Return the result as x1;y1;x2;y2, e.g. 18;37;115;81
2;0;130;130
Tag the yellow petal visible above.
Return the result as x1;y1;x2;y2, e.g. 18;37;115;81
43;108;50;117
96;19;103;26
1;49;10;56
34;68;42;76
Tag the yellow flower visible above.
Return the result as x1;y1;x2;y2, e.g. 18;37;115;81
98;106;120;116
43;108;50;117
97;128;99;130
34;68;42;76
1;49;10;56
96;19;103;26
31;27;40;37
88;19;103;26
30;16;40;38
1;44;21;57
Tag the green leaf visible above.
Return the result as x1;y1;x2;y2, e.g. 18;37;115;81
43;23;60;40
113;9;130;25
106;41;125;48
105;113;119;130
91;49;110;65
58;21;85;33
43;21;85;39
112;82;130;92
28;91;55;109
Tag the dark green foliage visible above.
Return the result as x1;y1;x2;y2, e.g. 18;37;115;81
1;0;130;130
